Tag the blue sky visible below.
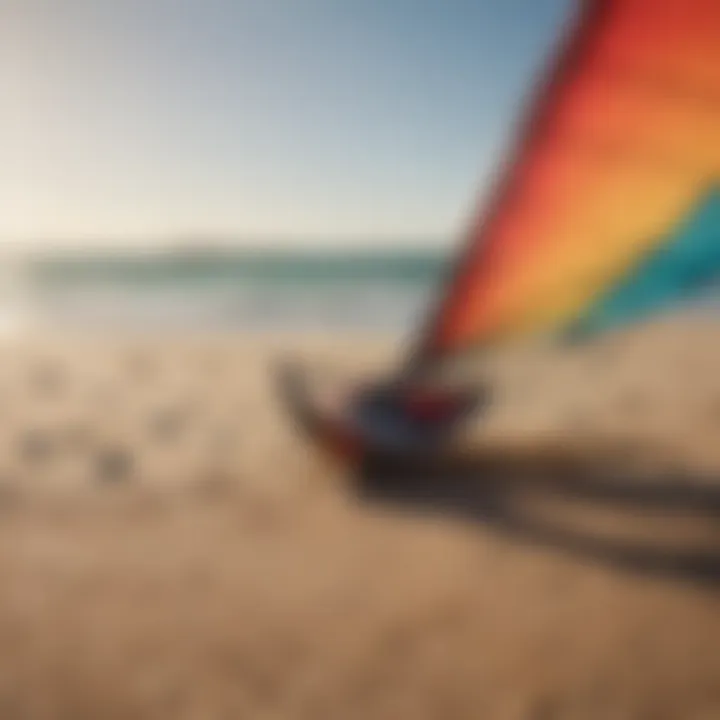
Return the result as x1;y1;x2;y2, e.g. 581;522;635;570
2;0;574;247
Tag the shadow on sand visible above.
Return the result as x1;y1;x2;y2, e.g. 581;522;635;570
355;450;720;588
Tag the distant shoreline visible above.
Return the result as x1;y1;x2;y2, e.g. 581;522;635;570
6;238;452;259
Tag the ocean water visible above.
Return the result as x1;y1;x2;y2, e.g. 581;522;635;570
2;247;719;339
13;249;449;334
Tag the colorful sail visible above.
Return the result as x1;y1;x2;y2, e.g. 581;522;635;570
418;0;720;363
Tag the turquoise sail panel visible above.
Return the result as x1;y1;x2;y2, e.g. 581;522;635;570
567;186;720;339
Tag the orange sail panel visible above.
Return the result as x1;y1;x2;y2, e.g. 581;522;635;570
421;0;720;360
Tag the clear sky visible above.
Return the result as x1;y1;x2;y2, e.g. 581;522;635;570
2;0;574;248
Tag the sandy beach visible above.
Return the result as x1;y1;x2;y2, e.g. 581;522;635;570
1;318;719;719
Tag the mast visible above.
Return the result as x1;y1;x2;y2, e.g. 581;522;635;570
402;0;607;379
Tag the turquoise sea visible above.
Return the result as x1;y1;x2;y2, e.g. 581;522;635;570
21;249;450;333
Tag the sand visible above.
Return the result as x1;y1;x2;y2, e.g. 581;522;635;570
0;318;719;719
